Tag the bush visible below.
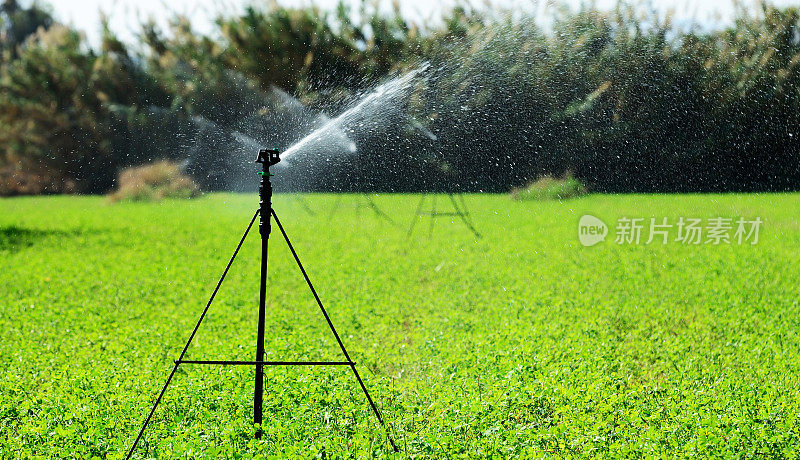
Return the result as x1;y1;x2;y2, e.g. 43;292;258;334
108;160;200;202
511;174;587;201
0;165;76;196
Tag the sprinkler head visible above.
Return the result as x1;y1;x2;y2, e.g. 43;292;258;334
255;148;281;167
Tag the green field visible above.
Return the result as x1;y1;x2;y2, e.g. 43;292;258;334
1;193;799;458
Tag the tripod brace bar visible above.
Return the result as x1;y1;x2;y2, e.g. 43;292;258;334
178;360;354;366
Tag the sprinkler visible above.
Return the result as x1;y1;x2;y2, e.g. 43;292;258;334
126;148;398;457
408;193;481;239
255;147;281;167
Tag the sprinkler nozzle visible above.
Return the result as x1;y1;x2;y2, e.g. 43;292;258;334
255;148;281;167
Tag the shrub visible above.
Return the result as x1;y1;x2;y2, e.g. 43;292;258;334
0;165;76;196
108;160;200;202
511;174;587;201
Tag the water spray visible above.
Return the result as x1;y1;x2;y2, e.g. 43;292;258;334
279;64;429;162
125;149;398;457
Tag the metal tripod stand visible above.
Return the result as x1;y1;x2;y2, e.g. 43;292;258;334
407;193;481;239
125;148;397;458
326;193;399;228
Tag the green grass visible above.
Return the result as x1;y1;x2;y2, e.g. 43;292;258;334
1;193;799;458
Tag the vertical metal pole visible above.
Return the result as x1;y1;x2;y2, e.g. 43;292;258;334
254;162;272;436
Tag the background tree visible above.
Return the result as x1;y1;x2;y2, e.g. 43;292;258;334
1;0;799;195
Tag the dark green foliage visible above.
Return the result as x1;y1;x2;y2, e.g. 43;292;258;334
411;5;800;193
0;12;165;194
219;2;422;98
0;25;111;192
0;0;53;61
1;1;799;194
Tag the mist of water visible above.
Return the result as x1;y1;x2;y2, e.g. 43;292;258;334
280;64;430;163
113;59;451;192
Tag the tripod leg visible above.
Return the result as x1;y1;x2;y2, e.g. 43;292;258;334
362;193;398;227
270;209;399;453
457;194;479;231
125;209;259;460
448;193;463;216
327;195;343;223
448;194;481;239
458;193;469;214
348;363;398;451
295;194;316;216
125;363;179;459
407;195;425;237
428;195;437;238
